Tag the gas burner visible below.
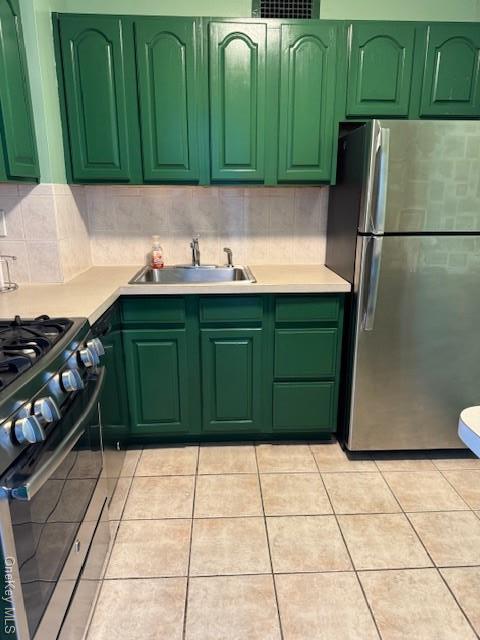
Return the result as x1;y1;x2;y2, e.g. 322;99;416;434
0;315;73;391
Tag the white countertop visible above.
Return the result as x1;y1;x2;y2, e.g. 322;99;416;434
0;265;351;324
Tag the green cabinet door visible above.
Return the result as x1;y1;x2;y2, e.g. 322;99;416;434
58;15;141;182
209;21;267;182
0;0;38;179
201;328;263;432
124;329;192;435
135;18;200;182
420;24;480;117
277;22;337;182
101;330;130;437
346;22;416;117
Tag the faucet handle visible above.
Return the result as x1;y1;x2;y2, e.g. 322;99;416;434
223;247;233;267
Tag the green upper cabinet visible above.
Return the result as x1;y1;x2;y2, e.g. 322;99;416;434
57;15;141;182
135;18;200;182
420;24;480;118
0;0;38;180
208;21;267;182
346;22;416;117
277;22;337;182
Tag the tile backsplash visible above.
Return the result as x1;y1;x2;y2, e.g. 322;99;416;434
86;185;329;268
0;184;329;283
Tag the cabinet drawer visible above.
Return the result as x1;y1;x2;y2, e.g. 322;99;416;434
274;328;338;378
122;297;185;324
275;295;339;323
273;382;335;431
199;296;263;323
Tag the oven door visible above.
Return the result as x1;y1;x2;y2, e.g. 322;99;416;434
0;368;107;640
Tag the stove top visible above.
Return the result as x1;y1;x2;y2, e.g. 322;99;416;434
0;315;73;390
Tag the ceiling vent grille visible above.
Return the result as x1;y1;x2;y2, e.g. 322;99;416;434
252;0;320;19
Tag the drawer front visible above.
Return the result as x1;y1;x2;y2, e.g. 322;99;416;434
122;297;186;324
275;295;340;323
199;296;263;323
274;328;338;379
273;382;335;431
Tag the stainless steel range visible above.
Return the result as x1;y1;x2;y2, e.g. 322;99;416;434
0;315;109;640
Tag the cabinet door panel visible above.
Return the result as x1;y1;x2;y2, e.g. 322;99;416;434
274;328;338;379
135;18;199;182
124;329;191;435
58;15;140;182
209;22;267;182
420;24;480;117
278;23;337;182
273;381;335;432
0;0;38;179
201;328;263;432
346;22;415;117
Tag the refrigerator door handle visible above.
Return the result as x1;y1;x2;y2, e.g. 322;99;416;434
362;236;383;332
363;121;382;233
372;127;390;235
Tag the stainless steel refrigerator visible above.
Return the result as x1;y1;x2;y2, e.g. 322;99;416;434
326;119;480;451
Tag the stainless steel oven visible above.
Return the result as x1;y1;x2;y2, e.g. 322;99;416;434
0;366;109;640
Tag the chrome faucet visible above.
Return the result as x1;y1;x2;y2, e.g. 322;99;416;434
190;235;201;267
223;247;233;267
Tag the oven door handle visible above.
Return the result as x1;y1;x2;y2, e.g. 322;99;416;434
9;367;105;502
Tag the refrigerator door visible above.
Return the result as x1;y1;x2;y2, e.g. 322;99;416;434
360;120;480;234
348;233;480;450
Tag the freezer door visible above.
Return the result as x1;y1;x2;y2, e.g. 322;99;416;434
348;234;480;450
371;120;480;233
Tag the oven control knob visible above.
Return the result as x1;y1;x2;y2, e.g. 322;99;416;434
14;415;46;444
87;338;105;357
78;346;99;368
33;396;61;425
60;368;85;392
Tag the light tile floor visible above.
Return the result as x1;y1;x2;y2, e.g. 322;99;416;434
86;442;480;640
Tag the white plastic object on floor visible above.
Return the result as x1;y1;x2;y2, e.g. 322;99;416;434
458;406;480;458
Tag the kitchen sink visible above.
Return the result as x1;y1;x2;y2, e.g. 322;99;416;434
129;265;256;284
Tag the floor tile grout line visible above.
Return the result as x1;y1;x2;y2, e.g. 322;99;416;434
376;464;480;638
254;445;285;640
308;444;384;640
84;446;144;640
182;445;199;640
437;467;476;510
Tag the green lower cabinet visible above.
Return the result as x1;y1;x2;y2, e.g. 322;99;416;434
123;329;194;435
201;328;263;432
273;382;336;432
101;330;130;437
120;294;344;441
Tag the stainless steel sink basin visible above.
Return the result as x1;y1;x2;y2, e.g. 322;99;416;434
129;265;256;284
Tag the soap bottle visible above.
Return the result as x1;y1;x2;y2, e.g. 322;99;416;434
150;235;165;269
